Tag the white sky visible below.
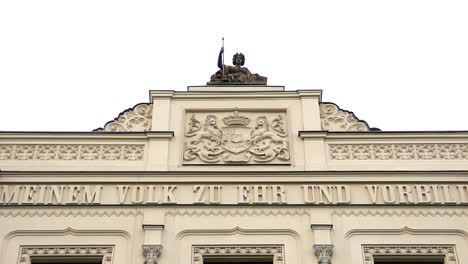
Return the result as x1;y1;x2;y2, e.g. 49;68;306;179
0;0;467;132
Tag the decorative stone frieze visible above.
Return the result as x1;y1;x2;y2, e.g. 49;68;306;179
143;245;162;264
320;103;370;131
329;143;468;160
183;109;290;164
313;244;333;264
331;209;468;217
0;209;144;217
193;245;284;264
95;103;153;132
0;144;145;161
362;245;458;264
166;209;310;217
18;246;113;264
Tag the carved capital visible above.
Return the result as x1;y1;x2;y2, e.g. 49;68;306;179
142;245;162;264
313;244;333;264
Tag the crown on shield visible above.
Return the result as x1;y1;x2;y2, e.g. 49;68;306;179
223;110;250;127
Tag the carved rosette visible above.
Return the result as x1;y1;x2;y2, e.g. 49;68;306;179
320;103;370;131
143;245;162;264
314;244;333;264
183;110;290;164
95;103;153;132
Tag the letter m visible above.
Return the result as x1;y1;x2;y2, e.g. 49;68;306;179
0;185;20;204
82;185;103;204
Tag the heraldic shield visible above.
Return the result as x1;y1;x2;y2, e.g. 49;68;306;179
221;126;253;162
183;109;290;164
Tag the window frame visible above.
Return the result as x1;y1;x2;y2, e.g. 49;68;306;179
18;245;114;264
362;244;457;264
192;245;284;264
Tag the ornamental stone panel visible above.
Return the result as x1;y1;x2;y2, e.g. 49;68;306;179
183;109;290;164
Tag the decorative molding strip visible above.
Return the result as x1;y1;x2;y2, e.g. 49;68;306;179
329;143;468;160
193;245;284;264
345;226;468;239
6;227;131;241
95;103;153;132
331;210;468;217
176;226;301;241
0;210;144;218
18;245;114;264
0;144;145;161
320;103;371;132
362;245;458;264
166;209;310;217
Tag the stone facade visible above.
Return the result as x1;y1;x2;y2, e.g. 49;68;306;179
0;86;467;264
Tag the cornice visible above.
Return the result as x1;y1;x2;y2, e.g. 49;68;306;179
299;130;468;139
0;131;174;140
0;170;468;180
149;89;322;100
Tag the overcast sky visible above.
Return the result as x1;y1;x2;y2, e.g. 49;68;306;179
1;0;467;132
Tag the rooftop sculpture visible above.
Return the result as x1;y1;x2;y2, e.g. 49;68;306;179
208;45;267;85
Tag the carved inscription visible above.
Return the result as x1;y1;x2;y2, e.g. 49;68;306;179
183;110;290;164
1;184;467;205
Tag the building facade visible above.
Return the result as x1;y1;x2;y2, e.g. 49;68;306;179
1;85;467;264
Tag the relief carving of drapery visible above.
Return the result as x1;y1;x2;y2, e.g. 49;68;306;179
183;110;290;164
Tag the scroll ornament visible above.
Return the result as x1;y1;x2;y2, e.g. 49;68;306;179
319;103;370;132
184;110;289;163
95;103;152;132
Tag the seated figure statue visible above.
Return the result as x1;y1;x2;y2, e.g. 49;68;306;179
208;47;267;85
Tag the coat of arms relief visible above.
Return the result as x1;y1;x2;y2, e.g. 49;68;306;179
183;110;290;164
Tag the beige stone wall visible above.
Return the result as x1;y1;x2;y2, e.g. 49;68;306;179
0;87;467;264
1;206;466;264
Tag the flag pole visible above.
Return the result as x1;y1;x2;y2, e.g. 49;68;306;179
222;37;225;77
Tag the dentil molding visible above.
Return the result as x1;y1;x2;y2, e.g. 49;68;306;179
193;245;284;264
362;245;458;264
18;245;114;264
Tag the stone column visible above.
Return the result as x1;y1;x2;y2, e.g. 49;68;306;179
311;224;333;264
142;225;164;264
